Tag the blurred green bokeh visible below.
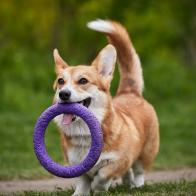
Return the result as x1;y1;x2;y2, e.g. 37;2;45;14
0;0;196;179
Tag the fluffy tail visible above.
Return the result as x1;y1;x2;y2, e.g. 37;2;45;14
87;19;144;95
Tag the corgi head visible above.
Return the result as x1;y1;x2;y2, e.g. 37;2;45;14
53;44;117;126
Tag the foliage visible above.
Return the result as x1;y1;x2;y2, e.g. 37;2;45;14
1;0;196;108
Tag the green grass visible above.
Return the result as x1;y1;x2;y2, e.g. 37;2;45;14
0;0;196;182
0;92;64;180
0;89;195;180
10;180;196;196
154;100;196;169
0;53;196;180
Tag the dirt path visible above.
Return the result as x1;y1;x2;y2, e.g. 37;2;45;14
0;168;196;194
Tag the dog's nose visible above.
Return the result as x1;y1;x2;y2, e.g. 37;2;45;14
59;90;71;101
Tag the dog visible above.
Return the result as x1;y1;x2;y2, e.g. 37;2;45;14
53;19;159;195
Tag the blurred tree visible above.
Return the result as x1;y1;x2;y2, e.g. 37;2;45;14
0;0;195;64
0;0;196;111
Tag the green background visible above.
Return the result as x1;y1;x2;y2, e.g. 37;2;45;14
0;0;195;180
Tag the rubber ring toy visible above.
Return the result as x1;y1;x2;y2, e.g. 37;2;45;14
33;103;103;178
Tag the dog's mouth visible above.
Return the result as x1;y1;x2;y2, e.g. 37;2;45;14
77;97;91;108
62;97;91;125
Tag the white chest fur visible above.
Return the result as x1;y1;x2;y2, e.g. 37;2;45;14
54;116;92;164
67;143;118;177
53;99;118;174
54;116;118;174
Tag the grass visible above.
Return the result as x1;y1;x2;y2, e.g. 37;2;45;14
9;180;196;196
0;53;196;180
0;91;64;180
153;99;196;169
0;89;195;180
0;104;57;180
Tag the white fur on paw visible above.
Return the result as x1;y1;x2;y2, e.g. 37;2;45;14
72;176;91;196
134;174;144;187
91;174;102;190
91;174;111;191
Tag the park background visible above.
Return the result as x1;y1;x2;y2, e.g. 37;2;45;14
0;0;196;181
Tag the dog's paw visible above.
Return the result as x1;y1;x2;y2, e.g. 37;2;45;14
91;173;111;192
91;174;103;191
134;174;144;188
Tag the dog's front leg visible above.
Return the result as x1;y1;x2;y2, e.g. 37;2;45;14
91;172;112;193
91;158;130;193
72;174;91;196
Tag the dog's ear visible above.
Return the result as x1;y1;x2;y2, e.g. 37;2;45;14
53;49;69;74
92;44;116;80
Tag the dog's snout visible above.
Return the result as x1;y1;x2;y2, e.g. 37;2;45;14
59;90;71;101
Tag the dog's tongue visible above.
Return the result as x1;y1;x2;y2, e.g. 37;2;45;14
62;114;73;125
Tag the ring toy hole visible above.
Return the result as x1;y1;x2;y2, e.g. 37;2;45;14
33;103;103;178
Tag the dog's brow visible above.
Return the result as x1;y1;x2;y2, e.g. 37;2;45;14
78;72;92;78
58;74;64;78
78;74;86;78
62;71;70;79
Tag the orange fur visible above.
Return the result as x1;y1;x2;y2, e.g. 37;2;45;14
53;20;159;192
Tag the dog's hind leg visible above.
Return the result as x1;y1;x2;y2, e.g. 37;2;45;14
91;174;112;193
91;158;130;193
122;161;144;188
132;161;145;187
122;163;144;188
122;168;135;187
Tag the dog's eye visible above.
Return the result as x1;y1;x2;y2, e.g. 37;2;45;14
57;78;65;85
78;78;88;85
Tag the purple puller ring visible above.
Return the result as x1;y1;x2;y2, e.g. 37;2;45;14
33;103;103;178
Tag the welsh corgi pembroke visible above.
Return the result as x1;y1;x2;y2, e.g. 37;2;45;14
53;19;159;195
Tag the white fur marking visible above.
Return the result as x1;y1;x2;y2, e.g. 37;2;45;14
68;146;89;165
61;71;92;103
72;175;91;196
123;168;135;186
133;161;145;187
134;174;144;187
87;19;115;33
91;173;112;191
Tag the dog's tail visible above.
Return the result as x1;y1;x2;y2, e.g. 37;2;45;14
87;19;144;95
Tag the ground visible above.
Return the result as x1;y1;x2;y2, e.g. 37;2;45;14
6;181;196;196
1;169;196;195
